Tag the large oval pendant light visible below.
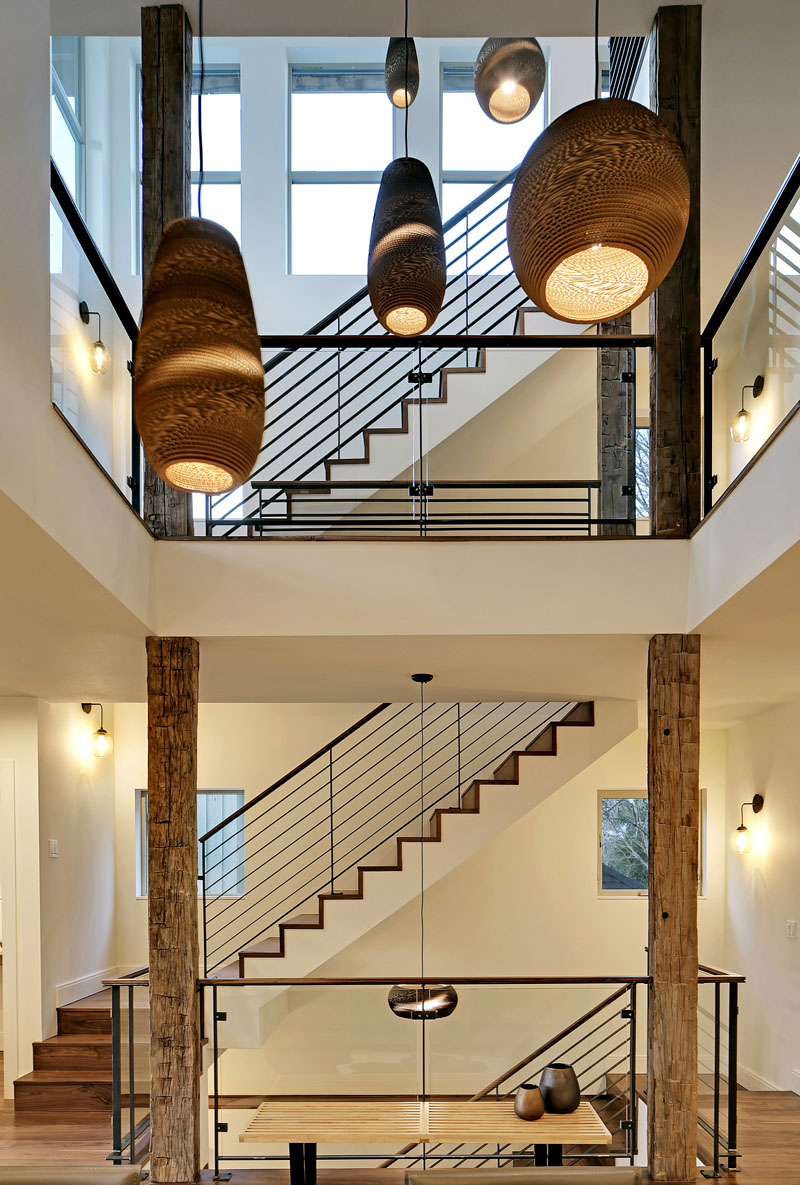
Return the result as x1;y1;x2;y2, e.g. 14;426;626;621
474;37;546;124
506;98;690;323
385;37;419;108
368;158;446;336
134;217;265;493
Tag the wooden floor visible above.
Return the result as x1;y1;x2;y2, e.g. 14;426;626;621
2;1052;799;1182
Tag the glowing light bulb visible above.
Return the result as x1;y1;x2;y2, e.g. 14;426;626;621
731;824;752;855
91;339;111;375
501;79;516;94
730;408;752;443
93;727;113;758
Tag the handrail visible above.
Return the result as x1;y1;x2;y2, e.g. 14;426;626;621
702;148;800;340
199;702;391;842
259;333;655;351
50;159;140;342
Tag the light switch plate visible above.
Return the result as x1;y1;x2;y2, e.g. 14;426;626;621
787;920;797;940
48;839;58;858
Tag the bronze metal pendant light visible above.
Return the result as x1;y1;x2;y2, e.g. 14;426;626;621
370;0;446;336
133;0;265;494
385;36;419;108
506;1;690;323
474;37;546;124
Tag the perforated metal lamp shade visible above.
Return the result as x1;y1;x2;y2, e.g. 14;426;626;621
387;983;459;1020
474;37;546;124
507;98;690;323
134;217;265;494
368;157;446;336
385;37;419;108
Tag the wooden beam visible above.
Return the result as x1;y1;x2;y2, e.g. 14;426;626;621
597;314;635;537
141;5;194;538
647;633;700;1184
146;636;201;1183
649;6;702;537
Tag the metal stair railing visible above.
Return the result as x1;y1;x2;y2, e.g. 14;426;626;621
199;698;576;975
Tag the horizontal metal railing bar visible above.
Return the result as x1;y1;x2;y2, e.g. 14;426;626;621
702;148;800;340
50;159;140;343
259;333;655;350
253;479;602;490
197;975;652;986
199;703;390;842
208;518;621;532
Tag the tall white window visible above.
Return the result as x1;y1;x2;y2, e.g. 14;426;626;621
137;788;245;897
51;36;85;209
190;68;242;241
289;67;394;275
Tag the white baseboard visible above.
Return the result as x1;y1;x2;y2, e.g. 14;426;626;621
790;1068;800;1095
55;966;119;1008
737;1062;781;1092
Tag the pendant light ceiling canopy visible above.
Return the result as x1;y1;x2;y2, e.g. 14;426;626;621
134;217;265;494
368;157;446;336
507;98;690;323
474;37;546;124
385;37;419;108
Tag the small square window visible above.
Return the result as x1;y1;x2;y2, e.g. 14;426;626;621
597;788;707;896
136;788;245;897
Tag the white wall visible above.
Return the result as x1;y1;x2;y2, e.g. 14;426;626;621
723;697;800;1092
37;701;117;1036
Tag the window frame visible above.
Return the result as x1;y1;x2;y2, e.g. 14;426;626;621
189;66;242;233
287;64;397;275
596;788;707;897
136;787;246;900
51;37;86;212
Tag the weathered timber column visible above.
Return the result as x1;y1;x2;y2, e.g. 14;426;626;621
141;5;193;538
147;636;201;1183
649;6;701;537
647;633;700;1183
597;314;635;537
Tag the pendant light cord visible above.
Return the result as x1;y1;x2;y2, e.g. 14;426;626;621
418;677;426;1107
404;0;410;157
594;0;600;100
197;0;206;217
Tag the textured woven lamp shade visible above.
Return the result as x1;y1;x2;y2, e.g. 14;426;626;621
368;157;446;336
385;37;419;108
474;37;546;124
507;98;690;323
134;217;265;494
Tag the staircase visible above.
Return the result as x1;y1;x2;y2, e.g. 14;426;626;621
201;698;638;980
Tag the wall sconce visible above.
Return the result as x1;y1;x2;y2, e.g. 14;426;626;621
81;702;113;757
730;374;764;443
731;793;764;854
79;301;110;375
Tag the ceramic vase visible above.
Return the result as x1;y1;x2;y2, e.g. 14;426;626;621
514;1082;545;1120
539;1062;581;1113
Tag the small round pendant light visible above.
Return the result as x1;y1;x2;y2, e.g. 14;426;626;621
388;983;459;1021
133;217;265;494
474;37;546;124
385;37;419;108
507;98;690;323
368;158;446;336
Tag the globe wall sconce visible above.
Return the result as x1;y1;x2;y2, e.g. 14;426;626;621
730;374;765;444
81;702;113;758
79;301;110;375
731;793;764;854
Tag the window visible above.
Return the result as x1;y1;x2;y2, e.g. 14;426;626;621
289;67;394;274
136;788;245;897
190;69;242;241
597;789;707;895
441;64;546;227
51;36;85;209
635;425;650;520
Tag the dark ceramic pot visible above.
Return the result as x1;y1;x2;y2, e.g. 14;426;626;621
514;1082;545;1120
539;1062;580;1113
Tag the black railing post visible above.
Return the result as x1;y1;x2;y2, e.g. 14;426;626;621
328;748;335;894
712;980;722;1177
201;840;208;977
111;984;122;1164
702;337;716;516
456;703;462;807
213;984;221;1179
337;314;342;455
727;980;739;1172
628;980;638;1163
127;984;136;1162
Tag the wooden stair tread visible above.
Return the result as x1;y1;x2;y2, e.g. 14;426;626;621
35;1033;113;1045
239;937;282;956
282;913;321;928
16;1069;116;1084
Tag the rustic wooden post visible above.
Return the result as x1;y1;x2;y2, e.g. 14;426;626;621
649;6;701;537
597;314;635;537
146;636;201;1183
647;633;700;1183
141;5;194;538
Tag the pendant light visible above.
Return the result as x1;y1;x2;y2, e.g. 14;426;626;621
474;37;546;124
506;0;690;323
370;0;445;336
388;674;458;1022
731;794;764;854
133;0;265;495
730;375;764;443
385;37;419;108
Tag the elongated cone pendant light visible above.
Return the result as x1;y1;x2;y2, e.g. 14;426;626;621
368;158;446;336
385;36;419;108
474;37;546;124
134;217;265;494
507;98;690;323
